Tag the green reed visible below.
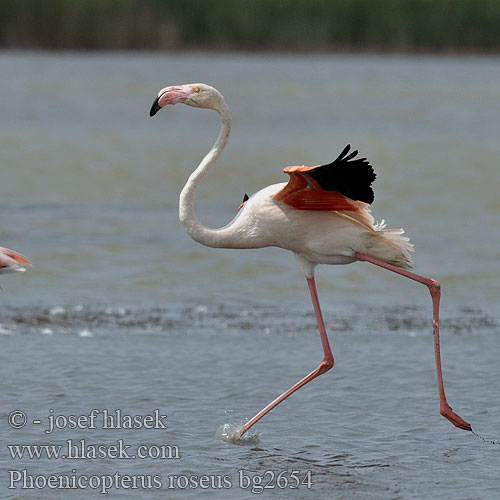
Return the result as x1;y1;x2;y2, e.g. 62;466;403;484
1;0;499;52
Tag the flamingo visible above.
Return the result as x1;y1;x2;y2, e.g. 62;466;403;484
0;247;31;274
149;83;471;437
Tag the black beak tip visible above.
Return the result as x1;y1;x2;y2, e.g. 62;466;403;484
150;97;161;117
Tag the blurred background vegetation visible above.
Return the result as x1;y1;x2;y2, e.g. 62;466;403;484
0;0;499;52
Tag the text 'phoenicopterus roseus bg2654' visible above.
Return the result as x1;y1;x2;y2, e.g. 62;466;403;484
0;247;31;275
149;83;471;439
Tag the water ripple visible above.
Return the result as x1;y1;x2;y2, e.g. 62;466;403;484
1;302;498;337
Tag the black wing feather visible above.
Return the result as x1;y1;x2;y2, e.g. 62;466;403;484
308;144;376;204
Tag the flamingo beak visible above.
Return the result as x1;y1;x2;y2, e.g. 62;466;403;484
150;85;194;117
150;96;161;117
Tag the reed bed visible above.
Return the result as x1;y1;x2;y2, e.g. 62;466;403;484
1;0;499;52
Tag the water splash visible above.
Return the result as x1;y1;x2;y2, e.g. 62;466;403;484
78;329;94;337
49;306;66;316
215;422;260;446
471;429;500;446
0;324;11;335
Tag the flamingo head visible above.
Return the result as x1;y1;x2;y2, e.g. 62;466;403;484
150;83;223;116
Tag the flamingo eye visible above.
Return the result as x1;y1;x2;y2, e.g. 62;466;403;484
193;86;200;93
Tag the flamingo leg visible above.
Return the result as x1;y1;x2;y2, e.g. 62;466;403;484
240;276;334;436
354;251;471;431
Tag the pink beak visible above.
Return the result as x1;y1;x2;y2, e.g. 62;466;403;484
150;85;192;116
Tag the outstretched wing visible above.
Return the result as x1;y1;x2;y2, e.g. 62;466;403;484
272;145;376;211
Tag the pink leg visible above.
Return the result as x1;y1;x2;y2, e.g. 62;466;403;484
240;276;334;436
355;251;471;431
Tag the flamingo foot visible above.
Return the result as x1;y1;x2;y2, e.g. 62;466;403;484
215;422;260;445
440;403;472;431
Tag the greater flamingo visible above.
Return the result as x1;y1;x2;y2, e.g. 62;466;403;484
0;247;31;274
149;83;471;437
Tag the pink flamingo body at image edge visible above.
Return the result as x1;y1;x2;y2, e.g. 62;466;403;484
149;83;471;438
0;247;31;275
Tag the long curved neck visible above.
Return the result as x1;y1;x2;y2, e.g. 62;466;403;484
179;99;232;248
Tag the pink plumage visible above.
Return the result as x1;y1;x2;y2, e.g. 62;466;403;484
0;246;31;274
